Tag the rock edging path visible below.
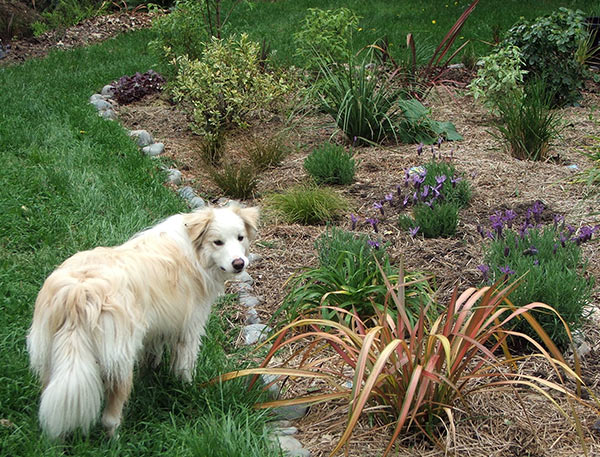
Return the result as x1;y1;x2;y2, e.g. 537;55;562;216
89;85;311;457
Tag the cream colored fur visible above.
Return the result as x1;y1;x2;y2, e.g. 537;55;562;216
27;204;259;439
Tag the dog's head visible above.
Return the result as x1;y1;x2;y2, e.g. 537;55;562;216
184;204;259;276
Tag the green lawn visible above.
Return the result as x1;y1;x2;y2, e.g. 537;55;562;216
0;29;279;457
227;0;598;66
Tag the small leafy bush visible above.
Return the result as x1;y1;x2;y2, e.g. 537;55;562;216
281;227;434;321
172;34;290;137
303;143;355;185
503;8;589;107
38;0;107;32
220;278;588;455
479;202;596;350
266;185;348;225
149;0;209;69
247;136;290;171
401;202;459;238
294;7;359;69
469;44;527;110
209;162;259;200
112;70;166;105
492;79;562;161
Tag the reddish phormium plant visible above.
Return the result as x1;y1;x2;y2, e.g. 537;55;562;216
215;268;598;456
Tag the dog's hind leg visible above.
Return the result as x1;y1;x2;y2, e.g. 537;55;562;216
101;371;133;438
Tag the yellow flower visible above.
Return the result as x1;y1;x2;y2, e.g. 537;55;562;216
358;27;363;31
432;20;437;24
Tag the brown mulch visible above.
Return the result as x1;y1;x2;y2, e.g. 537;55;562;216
7;15;600;456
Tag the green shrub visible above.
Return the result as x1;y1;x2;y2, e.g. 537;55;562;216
281;226;434;321
480;204;595;350
303;143;356;185
503;8;589;107
38;0;107;31
172;34;290;137
266;185;348;225
317;55;462;145
149;0;208;69
469;44;527;111
210;162;259;200
420;160;471;208
294;7;360;69
401;202;459;239
247;136;290;171
492;79;562;161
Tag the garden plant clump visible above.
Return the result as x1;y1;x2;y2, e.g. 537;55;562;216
479;201;597;349
303;142;356;185
112;70;165;105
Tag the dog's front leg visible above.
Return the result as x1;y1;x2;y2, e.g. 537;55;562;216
171;307;209;382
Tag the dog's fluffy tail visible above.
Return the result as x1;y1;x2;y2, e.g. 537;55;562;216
28;280;103;439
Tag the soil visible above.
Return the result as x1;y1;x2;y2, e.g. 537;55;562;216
7;14;600;457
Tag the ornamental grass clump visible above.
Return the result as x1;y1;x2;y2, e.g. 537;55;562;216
479;202;596;350
303;143;356;185
266;185;348;225
209;162;259;200
281;226;434;321
216;273;592;456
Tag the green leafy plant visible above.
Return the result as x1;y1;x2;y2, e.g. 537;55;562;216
293;7;360;69
172;34;290;138
217;275;590;456
401;202;459;238
281;227;434;321
247;136;290;171
317;53;461;145
492;78;562;161
210;162;259;200
266;185;348;225
38;0;108;32
503;8;589;107
479;203;595;350
469;44;528;111
303;143;356;185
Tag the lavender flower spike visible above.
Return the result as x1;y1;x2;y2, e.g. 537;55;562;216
417;142;424;156
366;217;379;233
409;226;420;237
350;213;358;231
477;264;490;281
373;201;384;216
499;265;515;276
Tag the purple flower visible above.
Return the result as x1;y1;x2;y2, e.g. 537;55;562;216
437;137;443;148
396;185;403;198
499;265;515;276
574;225;599;245
533;259;539;266
366;217;379;233
417;142;424;156
350;213;358;231
384;193;394;203
518;221;530;239
403;169;410;187
402;194;410;208
450;175;462;187
522;245;538;256
421;185;430;199
553;214;565;228
559;231;569;247
504;246;510;257
502;210;517;228
367;240;381;249
435;175;447;186
477;224;485;238
489;211;504;237
409;226;420;237
353;136;358;146
477;264;490;281
373;201;384;216
566;224;576;236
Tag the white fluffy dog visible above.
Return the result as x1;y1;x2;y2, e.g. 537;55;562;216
27;204;259;439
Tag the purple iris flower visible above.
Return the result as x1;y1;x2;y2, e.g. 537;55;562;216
477;264;490;281
409;226;420;237
366;217;379;233
350;213;358;231
499;265;515;276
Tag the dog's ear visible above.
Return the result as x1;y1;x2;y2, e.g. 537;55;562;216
184;209;214;249
233;206;260;241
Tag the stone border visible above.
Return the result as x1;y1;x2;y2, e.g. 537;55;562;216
88;86;311;457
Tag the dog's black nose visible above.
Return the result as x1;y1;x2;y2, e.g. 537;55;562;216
232;258;245;272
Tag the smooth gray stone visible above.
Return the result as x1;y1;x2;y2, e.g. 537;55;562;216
271;404;309;421
100;109;117;120
245;308;261;325
273;426;298;436
239;292;260;307
241;323;271;345
248;253;262;264
128;129;153;148
89;93;108;103
189;196;206;209
178;186;196;201
234;271;253;284
166;169;183;185
275;436;311;456
101;84;115;97
91;99;112;111
142;142;165;157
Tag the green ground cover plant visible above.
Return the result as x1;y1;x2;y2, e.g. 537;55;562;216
0;29;280;457
303;143;356;185
281;226;434;321
478;202;595;350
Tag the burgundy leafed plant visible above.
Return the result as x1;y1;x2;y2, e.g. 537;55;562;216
112;70;166;105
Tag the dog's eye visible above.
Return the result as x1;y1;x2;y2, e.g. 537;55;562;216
238;235;244;241
213;240;224;246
